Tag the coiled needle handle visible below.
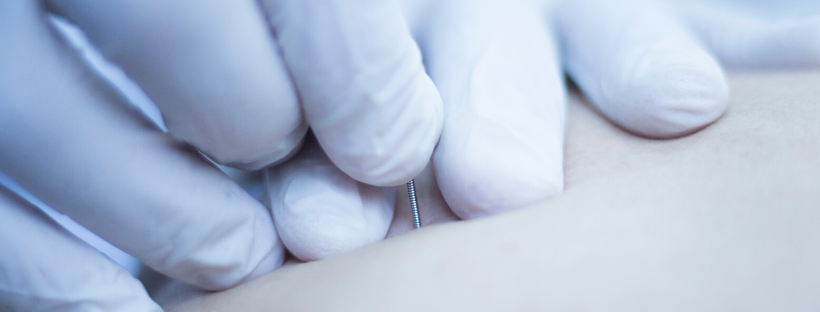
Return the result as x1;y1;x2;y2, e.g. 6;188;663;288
407;179;421;229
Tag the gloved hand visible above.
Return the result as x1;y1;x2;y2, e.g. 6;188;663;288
266;0;563;260
0;0;441;310
267;0;820;257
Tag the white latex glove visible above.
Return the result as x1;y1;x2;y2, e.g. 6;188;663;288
267;0;565;259
267;0;820;259
0;0;441;310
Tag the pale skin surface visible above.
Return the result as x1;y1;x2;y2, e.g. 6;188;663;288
162;71;820;311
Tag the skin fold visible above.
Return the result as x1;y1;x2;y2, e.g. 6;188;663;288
160;71;820;311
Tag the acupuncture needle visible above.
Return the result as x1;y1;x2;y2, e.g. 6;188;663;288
406;179;421;229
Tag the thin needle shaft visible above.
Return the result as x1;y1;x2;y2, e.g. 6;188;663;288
407;179;421;229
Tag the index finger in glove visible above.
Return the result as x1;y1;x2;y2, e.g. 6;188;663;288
259;0;444;186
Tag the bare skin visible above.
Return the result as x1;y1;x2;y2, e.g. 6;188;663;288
164;71;820;311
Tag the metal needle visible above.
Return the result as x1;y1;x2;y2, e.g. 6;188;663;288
406;179;421;229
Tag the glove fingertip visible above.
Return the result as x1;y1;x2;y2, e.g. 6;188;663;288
435;128;564;220
268;151;395;262
608;61;729;139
